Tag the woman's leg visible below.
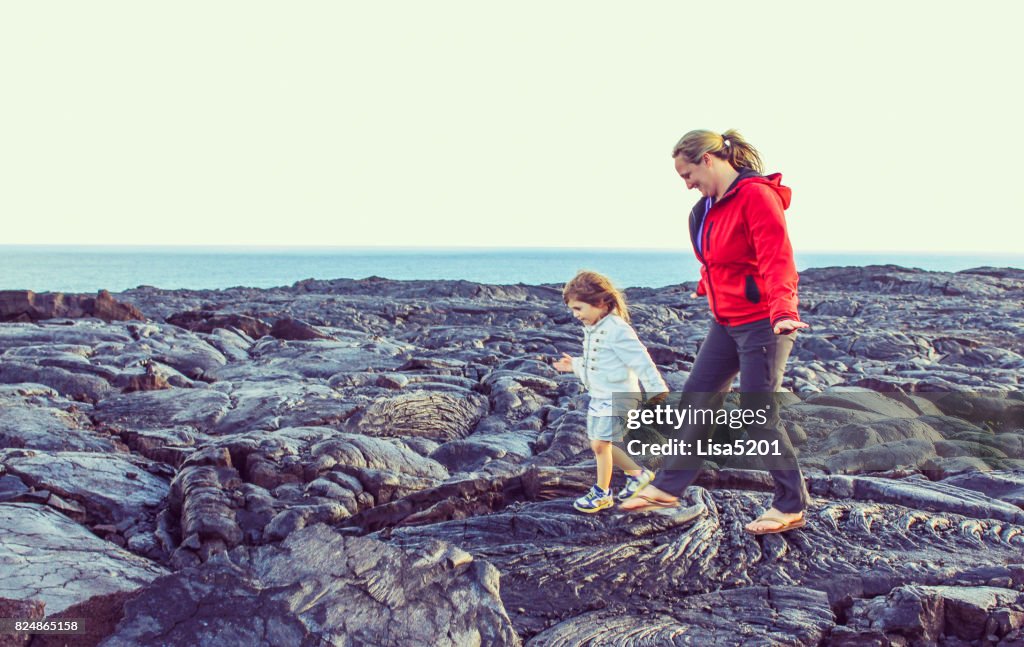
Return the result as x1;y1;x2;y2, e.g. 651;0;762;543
732;321;809;529
623;321;738;507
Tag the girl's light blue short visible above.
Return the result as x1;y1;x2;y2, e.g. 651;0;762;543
587;415;625;442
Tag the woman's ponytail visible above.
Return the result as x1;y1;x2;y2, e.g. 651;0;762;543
720;129;763;174
672;129;763;174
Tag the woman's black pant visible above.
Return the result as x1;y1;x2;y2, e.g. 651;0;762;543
650;318;809;513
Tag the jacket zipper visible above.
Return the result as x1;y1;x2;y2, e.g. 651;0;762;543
697;180;754;326
703;220;725;324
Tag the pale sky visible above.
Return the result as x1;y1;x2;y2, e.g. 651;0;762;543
3;2;1021;253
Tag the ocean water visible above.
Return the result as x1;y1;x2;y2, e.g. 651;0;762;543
1;246;1021;293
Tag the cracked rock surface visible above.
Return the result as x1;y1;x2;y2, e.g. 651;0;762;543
0;503;167;615
0;265;1021;645
97;523;519;647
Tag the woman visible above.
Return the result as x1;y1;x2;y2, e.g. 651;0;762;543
620;129;810;535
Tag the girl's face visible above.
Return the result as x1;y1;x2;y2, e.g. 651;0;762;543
567;299;610;326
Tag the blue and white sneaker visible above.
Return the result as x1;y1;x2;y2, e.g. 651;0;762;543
616;469;655;502
573;485;614;513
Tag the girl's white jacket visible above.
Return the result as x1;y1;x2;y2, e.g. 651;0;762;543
570;314;668;401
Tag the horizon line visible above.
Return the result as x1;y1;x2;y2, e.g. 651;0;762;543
2;244;1022;257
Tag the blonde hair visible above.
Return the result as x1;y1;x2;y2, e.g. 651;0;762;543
562;270;629;323
671;129;763;174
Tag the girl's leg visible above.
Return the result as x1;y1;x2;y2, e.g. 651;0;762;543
591;439;613;491
611;444;643;475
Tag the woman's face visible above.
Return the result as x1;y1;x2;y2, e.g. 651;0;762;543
674;155;715;198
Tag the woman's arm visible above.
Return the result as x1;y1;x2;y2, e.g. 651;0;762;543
745;184;801;327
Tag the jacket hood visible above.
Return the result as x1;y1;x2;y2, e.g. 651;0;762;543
686;169;791;251
694;169;791;212
733;172;791;210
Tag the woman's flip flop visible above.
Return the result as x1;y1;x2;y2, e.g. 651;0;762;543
745;512;806;535
618;494;680;512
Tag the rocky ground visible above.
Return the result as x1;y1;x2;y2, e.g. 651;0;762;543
1;264;1023;646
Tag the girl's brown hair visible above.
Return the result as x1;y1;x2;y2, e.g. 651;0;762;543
671;129;763;174
562;270;629;323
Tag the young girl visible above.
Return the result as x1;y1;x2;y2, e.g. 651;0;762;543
553;270;669;513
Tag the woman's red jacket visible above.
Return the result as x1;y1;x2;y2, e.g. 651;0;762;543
690;171;801;327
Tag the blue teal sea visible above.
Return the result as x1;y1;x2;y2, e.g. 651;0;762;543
2;246;1022;293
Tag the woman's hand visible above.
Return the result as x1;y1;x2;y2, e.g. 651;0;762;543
773;319;809;335
552;353;575;372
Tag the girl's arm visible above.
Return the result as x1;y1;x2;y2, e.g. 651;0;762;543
609;325;668;394
570;355;586;382
553;353;584;381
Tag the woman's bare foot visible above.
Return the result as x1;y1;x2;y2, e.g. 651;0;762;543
618;485;678;511
745;507;805;534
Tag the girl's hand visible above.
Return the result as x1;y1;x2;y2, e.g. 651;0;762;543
552;353;575;372
645;392;670;406
773;319;809;335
